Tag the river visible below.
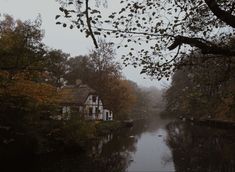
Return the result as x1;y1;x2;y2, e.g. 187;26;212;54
6;117;235;172
126;119;175;172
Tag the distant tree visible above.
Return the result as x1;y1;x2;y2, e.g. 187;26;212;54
104;79;136;119
45;49;69;87
56;0;235;79
129;83;164;119
65;55;91;85
164;49;235;120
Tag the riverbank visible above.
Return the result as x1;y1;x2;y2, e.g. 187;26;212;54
0;120;125;158
178;116;235;129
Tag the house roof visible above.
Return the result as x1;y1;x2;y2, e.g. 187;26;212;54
57;84;96;105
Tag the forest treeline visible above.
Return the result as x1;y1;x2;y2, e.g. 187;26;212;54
163;45;235;121
0;15;163;155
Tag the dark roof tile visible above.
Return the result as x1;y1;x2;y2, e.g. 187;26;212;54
57;84;96;105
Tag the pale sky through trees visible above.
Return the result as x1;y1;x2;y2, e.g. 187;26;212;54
0;0;169;88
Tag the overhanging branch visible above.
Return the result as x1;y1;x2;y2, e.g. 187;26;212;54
168;35;235;56
204;0;235;28
85;0;98;48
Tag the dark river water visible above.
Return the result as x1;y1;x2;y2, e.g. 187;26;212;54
5;117;235;172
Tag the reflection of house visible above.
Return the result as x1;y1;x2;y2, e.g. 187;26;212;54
57;82;113;121
92;133;113;155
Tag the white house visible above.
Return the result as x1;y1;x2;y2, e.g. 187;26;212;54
103;109;113;121
57;82;113;121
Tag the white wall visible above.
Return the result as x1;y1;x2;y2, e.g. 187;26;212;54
103;109;113;121
84;95;104;120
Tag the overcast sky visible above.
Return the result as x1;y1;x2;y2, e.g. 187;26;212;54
0;0;170;89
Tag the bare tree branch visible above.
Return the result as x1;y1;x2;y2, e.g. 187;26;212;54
160;45;181;67
93;26;174;38
85;0;98;48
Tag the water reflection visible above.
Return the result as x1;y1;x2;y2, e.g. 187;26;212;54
14;120;148;172
8;118;235;172
31;130;137;172
166;121;235;172
31;119;235;172
87;127;139;172
127;119;175;172
30;118;174;172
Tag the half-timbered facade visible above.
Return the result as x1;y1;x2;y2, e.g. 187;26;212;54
57;82;113;121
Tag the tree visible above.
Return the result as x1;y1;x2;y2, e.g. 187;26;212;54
164;49;235;120
45;49;69;87
128;82;164;119
0;15;59;108
0;15;71;87
66;40;136;118
103;79;136;119
65;55;91;85
0;15;46;72
0;16;61;155
56;0;235;79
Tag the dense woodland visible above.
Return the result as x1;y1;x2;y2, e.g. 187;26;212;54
0;15;163;156
163;49;235;120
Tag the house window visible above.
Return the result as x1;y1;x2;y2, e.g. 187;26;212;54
92;96;96;103
95;107;100;113
89;107;93;116
106;112;109;120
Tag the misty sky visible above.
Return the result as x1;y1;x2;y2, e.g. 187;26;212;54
0;0;170;88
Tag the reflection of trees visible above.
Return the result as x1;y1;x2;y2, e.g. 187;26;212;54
166;121;235;172
89;121;148;172
28;120;150;172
